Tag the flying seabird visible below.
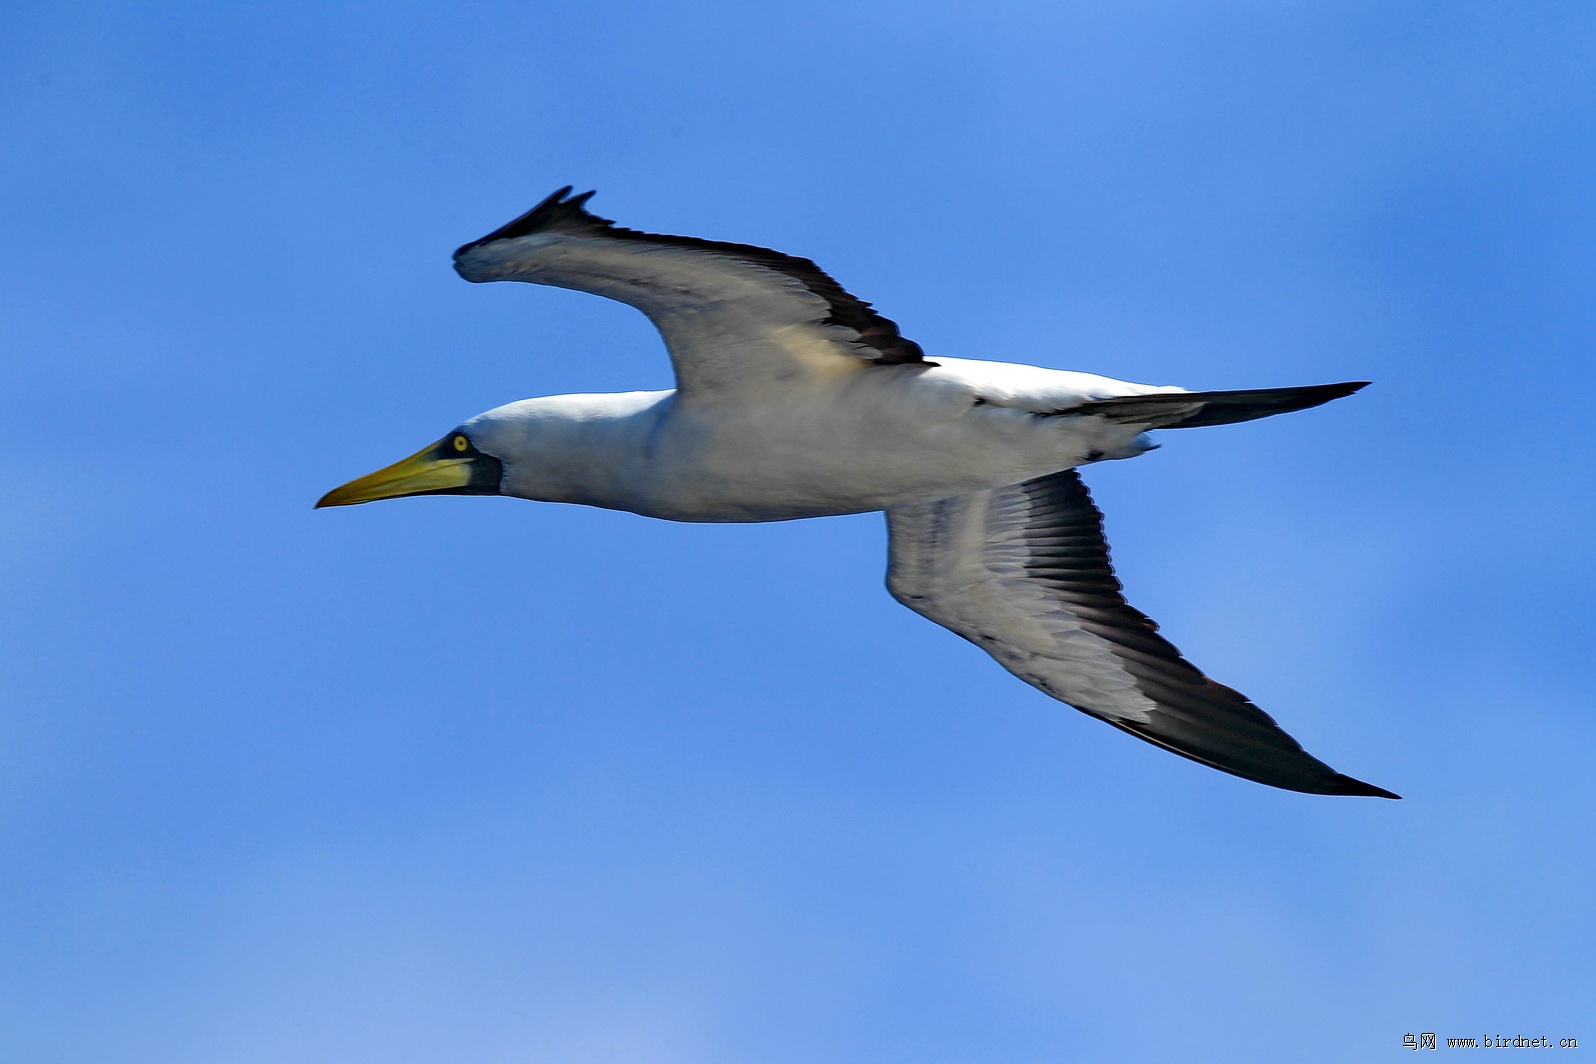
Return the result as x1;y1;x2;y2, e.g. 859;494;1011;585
319;187;1397;799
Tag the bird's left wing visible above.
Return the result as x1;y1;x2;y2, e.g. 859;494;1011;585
885;469;1396;797
453;187;928;399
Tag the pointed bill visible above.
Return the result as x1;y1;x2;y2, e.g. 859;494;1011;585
317;436;502;507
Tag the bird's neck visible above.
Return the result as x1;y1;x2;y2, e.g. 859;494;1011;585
464;390;674;511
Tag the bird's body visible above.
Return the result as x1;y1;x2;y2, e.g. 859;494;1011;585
321;187;1397;799
466;358;1165;522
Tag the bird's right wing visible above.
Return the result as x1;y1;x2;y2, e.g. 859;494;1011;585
885;469;1396;797
453;188;930;400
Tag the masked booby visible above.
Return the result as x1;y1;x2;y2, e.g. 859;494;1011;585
318;187;1397;799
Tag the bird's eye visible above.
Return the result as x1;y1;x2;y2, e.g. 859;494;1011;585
452;434;470;453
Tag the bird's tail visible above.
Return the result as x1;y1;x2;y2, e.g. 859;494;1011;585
1071;381;1368;430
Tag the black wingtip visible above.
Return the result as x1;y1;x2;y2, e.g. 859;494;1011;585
453;185;606;258
1330;774;1401;799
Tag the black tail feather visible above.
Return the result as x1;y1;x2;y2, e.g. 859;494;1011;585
1073;381;1369;430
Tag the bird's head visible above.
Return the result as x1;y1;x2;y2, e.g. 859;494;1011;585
315;427;505;508
316;393;655;511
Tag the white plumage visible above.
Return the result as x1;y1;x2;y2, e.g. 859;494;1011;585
321;187;1395;798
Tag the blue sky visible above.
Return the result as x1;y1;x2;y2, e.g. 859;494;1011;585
3;2;1593;1061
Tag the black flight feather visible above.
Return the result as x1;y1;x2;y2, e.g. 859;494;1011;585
456;187;927;365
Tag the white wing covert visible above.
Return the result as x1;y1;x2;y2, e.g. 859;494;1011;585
453;188;928;399
886;470;1396;797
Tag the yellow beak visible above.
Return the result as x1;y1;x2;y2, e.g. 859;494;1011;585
316;436;500;507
